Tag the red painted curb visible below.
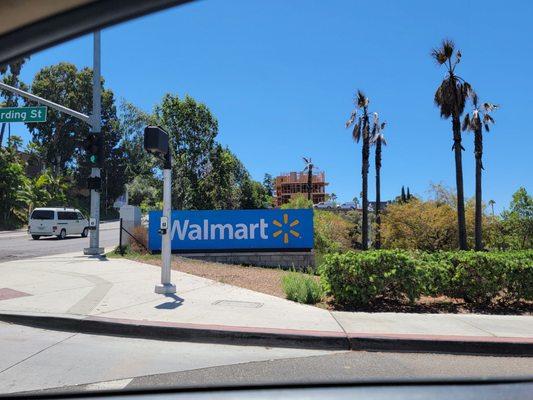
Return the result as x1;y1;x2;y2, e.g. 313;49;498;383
0;312;532;355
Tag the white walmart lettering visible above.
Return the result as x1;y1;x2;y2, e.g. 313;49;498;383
171;219;269;241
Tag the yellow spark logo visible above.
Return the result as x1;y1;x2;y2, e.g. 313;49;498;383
272;213;300;244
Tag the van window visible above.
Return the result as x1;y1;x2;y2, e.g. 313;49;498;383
31;210;54;220
58;211;77;220
76;212;85;220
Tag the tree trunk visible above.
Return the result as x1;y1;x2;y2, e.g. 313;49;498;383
307;165;313;202
474;126;483;251
361;114;369;250
452;116;468;250
0;123;5;148
375;139;381;249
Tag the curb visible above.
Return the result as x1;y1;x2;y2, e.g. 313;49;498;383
0;312;532;356
0;312;349;351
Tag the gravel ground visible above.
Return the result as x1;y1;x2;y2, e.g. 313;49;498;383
141;256;302;298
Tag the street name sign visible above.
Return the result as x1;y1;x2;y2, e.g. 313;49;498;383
148;209;314;252
0;106;47;123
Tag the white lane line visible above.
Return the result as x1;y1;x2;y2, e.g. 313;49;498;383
82;378;133;391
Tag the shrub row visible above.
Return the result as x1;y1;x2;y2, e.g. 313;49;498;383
319;250;533;306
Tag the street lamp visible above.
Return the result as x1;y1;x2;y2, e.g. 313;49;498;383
144;125;176;294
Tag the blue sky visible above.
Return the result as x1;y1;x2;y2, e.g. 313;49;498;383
10;0;533;213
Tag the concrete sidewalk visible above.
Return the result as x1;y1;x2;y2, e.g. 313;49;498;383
0;252;532;355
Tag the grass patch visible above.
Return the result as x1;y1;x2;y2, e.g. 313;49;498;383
281;271;323;304
106;245;158;262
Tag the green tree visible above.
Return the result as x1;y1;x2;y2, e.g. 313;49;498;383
116;101;157;184
281;194;313;209
432;40;474;250
29;169;69;209
126;175;161;212
263;173;274;196
0;136;31;228
370;112;386;249
154;94;218;209
501;187;533;249
0;57;29;147
345;90;371;249
25;62;121;209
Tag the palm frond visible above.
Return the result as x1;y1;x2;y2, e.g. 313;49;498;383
303;157;309;164
431;48;447;64
442;39;455;58
484;114;495;124
462;113;470;131
357;90;369;108
483;102;499;112
345;110;356;128
352;120;361;142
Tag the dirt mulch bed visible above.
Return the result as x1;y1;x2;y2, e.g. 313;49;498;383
133;254;532;315
327;296;533;315
140;255;293;298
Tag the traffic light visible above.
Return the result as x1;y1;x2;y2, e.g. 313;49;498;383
87;176;102;191
84;132;103;167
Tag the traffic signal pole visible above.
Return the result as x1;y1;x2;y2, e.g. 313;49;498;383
0;31;103;256
84;31;103;255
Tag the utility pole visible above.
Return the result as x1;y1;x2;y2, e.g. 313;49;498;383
144;126;176;294
158;150;175;294
84;31;104;255
0;31;103;256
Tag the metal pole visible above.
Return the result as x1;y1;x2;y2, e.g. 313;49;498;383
84;31;104;255
0;82;90;123
119;218;123;255
155;151;176;294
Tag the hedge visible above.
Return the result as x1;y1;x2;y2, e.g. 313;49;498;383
319;250;533;306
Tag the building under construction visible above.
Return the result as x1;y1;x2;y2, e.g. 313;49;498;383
274;171;328;206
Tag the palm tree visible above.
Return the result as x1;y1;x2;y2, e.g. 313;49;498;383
370;112;386;249
303;157;314;202
432;40;474;250
462;98;498;250
488;199;496;216
346;90;371;249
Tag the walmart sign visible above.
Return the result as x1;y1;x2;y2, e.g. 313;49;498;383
148;209;313;252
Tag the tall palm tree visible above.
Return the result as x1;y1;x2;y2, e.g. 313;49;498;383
432;40;474;250
303;157;314;202
462;98;498;250
488;199;495;216
370;112;386;249
346;90;371;249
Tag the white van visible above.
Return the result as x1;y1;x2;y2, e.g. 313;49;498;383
28;207;89;240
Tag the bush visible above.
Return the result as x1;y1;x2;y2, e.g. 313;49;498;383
319;250;533;306
281;271;323;304
319;250;420;306
130;225;149;253
314;210;354;254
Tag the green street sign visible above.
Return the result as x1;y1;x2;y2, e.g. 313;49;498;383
0;106;47;123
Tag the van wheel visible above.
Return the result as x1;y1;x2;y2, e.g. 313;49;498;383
57;229;66;240
81;228;88;238
31;235;40;240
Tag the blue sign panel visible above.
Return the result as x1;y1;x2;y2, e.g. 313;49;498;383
148;209;313;252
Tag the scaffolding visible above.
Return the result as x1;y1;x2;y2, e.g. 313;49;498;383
274;171;328;206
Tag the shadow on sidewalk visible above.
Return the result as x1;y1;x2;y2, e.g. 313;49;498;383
155;293;184;310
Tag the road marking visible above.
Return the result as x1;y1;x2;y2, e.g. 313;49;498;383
58;272;113;315
82;378;133;391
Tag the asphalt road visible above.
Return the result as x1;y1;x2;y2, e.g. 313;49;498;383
0;221;119;261
1;322;532;396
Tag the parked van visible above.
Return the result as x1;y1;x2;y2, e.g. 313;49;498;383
28;207;89;240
